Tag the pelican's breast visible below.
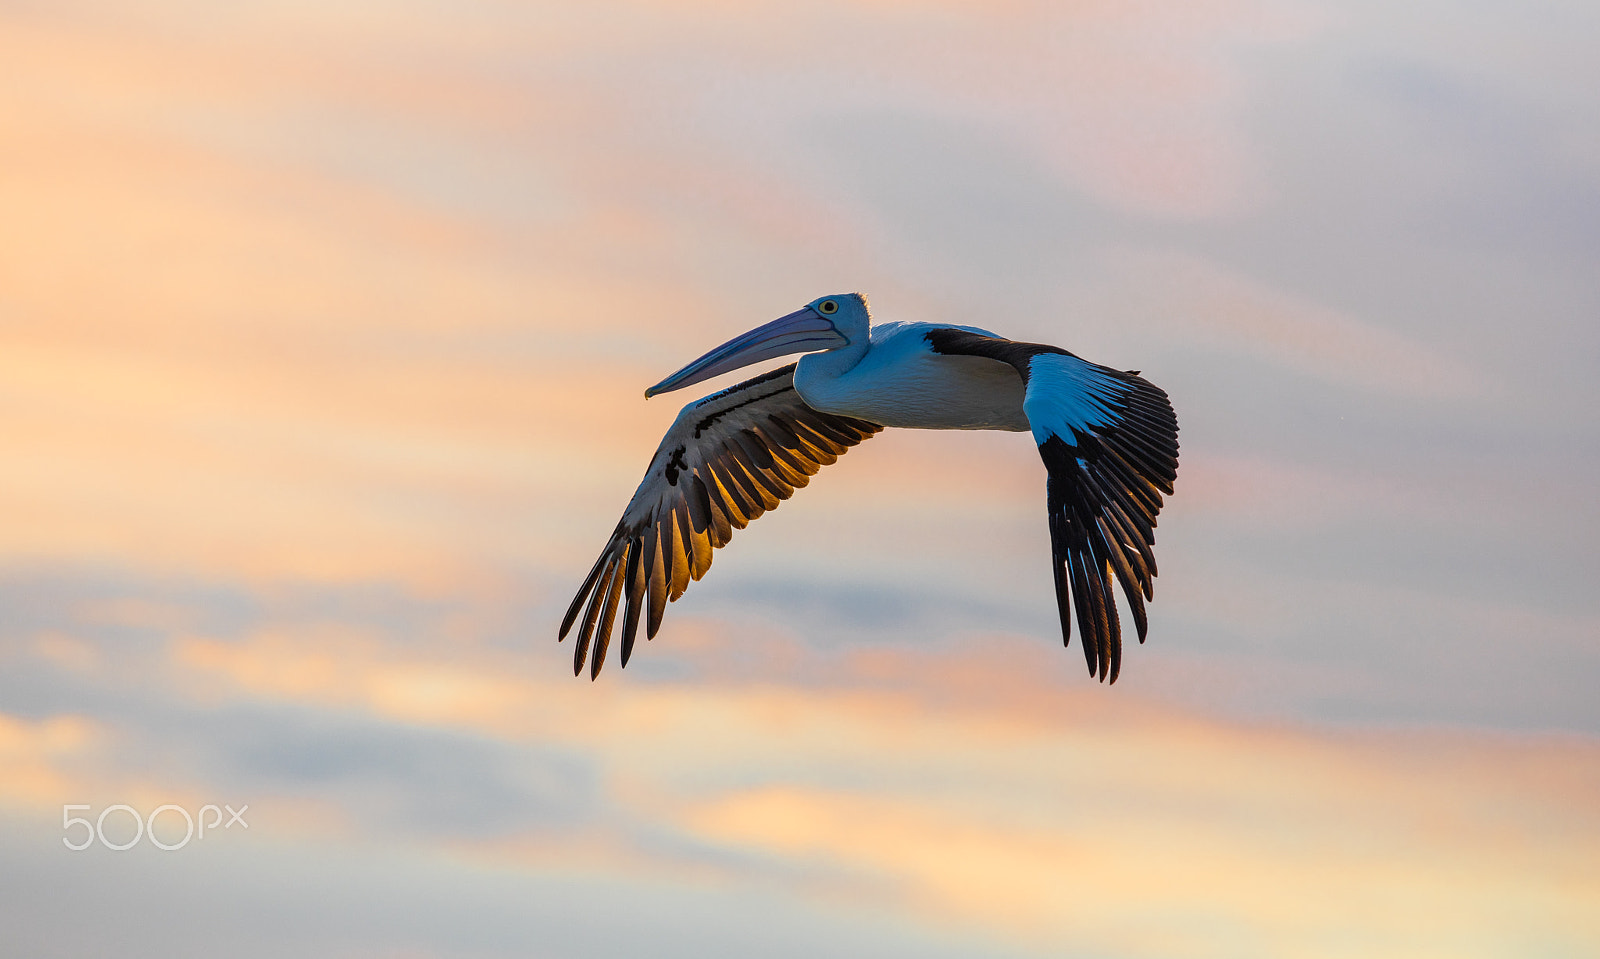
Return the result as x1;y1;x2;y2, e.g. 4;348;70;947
794;323;1030;431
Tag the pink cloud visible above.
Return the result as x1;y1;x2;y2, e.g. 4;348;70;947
1115;250;1485;399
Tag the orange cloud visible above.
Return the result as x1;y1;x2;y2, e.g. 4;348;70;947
676;773;1599;957
0;612;1585;956
0;0;1328;598
0;714;101;807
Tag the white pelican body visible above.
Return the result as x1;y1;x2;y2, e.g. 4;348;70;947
794;321;1030;431
561;294;1180;684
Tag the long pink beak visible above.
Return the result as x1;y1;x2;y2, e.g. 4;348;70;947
644;307;848;398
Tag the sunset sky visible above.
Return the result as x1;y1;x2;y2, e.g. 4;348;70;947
2;0;1598;956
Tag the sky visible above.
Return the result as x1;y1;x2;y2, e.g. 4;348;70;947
1;0;1598;956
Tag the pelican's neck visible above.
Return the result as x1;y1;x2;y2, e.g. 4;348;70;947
793;328;870;407
795;330;868;378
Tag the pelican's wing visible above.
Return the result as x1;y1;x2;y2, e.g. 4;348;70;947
559;363;883;678
925;329;1180;683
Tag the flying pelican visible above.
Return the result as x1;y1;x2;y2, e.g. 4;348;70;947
560;294;1179;683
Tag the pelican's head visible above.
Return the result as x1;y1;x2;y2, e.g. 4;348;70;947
644;293;870;398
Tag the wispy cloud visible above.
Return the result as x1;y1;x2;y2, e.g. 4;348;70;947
1106;249;1485;400
5;578;1599;956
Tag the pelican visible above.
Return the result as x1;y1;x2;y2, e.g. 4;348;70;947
560;294;1179;683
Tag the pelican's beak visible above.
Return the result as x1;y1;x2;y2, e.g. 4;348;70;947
644;307;849;398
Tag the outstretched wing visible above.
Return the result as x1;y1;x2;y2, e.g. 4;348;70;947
925;329;1180;683
1026;352;1179;682
559;363;883;678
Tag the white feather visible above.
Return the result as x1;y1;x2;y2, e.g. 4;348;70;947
1021;352;1131;447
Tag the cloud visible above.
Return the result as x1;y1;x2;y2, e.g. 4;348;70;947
4;565;1600;956
0;713;102;807
1110;250;1485;400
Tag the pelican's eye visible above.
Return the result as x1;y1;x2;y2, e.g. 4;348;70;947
818;299;839;315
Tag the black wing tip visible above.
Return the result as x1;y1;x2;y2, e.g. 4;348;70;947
1045;449;1153;686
